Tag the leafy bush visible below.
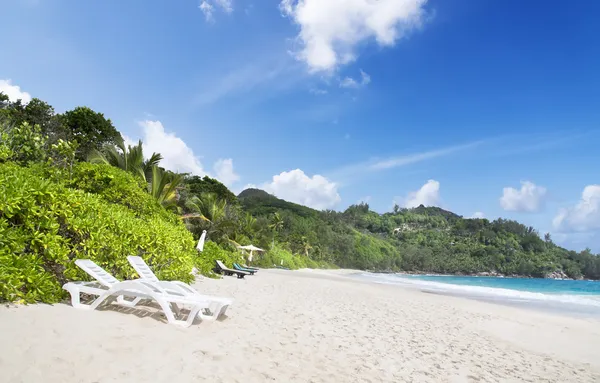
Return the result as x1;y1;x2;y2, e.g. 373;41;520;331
254;245;316;270
0;163;196;303
66;162;178;223
0;122;47;164
193;241;244;277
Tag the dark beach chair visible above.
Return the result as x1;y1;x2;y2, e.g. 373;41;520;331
233;263;257;275
214;260;249;279
242;264;259;271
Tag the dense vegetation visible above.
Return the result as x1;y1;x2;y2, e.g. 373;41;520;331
1;91;599;304
240;192;600;280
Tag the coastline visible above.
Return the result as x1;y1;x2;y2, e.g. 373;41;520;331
2;269;599;382
371;269;586;280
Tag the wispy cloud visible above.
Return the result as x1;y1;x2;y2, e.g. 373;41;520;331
193;55;305;106
328;140;484;185
340;69;371;89
327;131;589;187
369;141;484;171
199;0;233;22
309;88;328;95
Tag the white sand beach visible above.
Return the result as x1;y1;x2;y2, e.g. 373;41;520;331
1;269;600;383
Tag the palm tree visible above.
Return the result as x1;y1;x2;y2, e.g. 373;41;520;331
88;138;162;181
182;193;237;243
148;165;183;209
242;213;258;237
269;212;284;249
186;193;227;223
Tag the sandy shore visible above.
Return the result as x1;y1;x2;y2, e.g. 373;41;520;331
1;269;600;382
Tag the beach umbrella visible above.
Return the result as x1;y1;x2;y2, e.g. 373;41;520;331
237;244;264;262
196;230;207;252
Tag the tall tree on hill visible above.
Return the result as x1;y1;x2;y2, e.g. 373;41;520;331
62;106;122;160
0;96;65;144
184;175;238;205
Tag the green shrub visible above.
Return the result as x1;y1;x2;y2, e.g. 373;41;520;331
0;122;47;164
254;245;314;270
252;245;337;270
193;241;245;277
66;162;178;223
0;163;196;304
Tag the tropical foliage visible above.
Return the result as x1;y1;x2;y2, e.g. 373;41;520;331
1;91;599;305
89;138;162;181
239;192;600;280
0;163;195;303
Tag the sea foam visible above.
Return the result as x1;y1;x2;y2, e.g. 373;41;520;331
356;273;600;310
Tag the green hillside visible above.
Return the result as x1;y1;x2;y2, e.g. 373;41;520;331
239;189;600;280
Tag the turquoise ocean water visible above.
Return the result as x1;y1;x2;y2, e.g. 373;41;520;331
355;273;600;317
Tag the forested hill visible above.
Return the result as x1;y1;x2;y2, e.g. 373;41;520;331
238;188;600;280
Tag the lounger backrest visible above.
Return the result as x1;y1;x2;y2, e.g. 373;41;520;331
75;259;120;287
234;263;245;270
216;260;228;270
127;256;159;282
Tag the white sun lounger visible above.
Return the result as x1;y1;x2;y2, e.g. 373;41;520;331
127;255;232;320
62;260;212;328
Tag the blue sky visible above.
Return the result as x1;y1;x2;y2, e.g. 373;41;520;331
2;0;599;251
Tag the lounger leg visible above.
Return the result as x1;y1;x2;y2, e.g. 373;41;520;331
116;295;144;308
199;303;229;321
170;302;181;317
156;299;205;328
64;285;114;310
153;298;180;325
88;291;119;311
64;285;83;309
199;305;216;321
185;305;205;327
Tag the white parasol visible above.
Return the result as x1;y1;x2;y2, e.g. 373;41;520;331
237;244;264;263
196;230;207;252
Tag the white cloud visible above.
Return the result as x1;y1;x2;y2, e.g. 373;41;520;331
500;181;547;213
137;120;207;176
340;69;371;88
0;79;32;104
199;0;232;21
397;179;440;208
280;0;428;72
262;169;341;210
213;158;240;186
471;211;485;219
199;1;214;21
215;0;233;12
309;88;328;95
553;185;600;232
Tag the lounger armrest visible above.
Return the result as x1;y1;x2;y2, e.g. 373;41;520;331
154;280;198;295
116;280;171;296
170;281;199;294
